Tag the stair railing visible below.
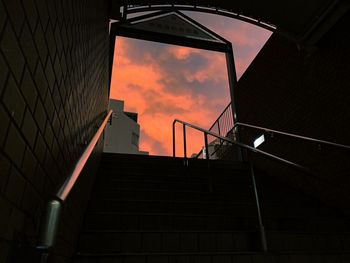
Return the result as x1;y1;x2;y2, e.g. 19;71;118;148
36;110;113;262
209;102;233;138
173;118;350;252
234;122;350;151
172;119;326;252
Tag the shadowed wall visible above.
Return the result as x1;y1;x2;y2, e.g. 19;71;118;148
0;0;109;261
236;11;350;213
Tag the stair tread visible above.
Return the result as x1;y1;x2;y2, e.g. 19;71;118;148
76;154;348;258
76;250;350;256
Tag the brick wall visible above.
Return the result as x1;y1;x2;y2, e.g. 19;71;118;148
236;11;350;212
0;0;109;261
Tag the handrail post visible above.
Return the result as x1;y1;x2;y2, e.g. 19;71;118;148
217;122;223;146
173;121;176;157
217;121;221;137
183;124;187;159
248;154;268;252
36;110;113;260
37;199;63;262
204;133;209;160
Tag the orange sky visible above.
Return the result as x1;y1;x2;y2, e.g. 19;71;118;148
110;12;272;156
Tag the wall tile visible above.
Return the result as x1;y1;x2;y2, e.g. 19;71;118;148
21;68;38;113
21;147;38;181
34;24;48;64
4;124;25;168
0;198;12;239
0;104;10;147
22;0;39;33
0;23;25;82
19;23;38;74
21;109;38;149
5;166;26;206
2;75;26;126
0;53;8;95
0;153;11;193
3;0;25;37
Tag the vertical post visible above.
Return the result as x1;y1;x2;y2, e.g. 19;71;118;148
226;46;243;161
225;47;238;125
183;124;187;159
204;133;209;160
217;121;223;146
108;30;117;93
249;157;268;252
204;132;212;192
173;121;176;157
122;3;128;20
217;121;221;137
37;199;63;262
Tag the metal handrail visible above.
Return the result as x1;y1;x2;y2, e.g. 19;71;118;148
37;110;113;258
209;102;232;131
235;122;350;151
173;118;350;252
173;118;268;251
173;119;314;175
208;101;350;151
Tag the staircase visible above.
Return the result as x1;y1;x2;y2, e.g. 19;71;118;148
74;153;350;262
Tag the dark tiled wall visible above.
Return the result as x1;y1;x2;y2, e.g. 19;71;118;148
236;12;350;212
0;0;109;261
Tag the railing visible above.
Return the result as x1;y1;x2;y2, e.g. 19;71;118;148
36;110;113;261
234;122;350;151
173;119;308;252
207;101;350;155
208;102;233;139
173;118;350;252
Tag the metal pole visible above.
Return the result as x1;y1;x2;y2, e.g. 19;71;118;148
173;122;176;157
249;158;268;252
204;133;209;160
217;121;223;146
183;124;187;159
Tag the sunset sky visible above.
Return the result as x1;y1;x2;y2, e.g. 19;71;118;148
110;12;272;156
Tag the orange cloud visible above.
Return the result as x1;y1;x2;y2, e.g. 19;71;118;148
110;14;271;156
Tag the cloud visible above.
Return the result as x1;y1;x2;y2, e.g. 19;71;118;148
110;13;272;155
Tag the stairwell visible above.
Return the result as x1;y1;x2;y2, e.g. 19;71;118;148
74;153;350;262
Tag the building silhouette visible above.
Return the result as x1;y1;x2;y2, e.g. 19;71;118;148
104;99;148;155
0;1;350;262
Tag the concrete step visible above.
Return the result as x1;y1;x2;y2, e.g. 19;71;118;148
83;212;258;232
77;230;350;254
94;180;210;192
83;211;350;233
101;153;247;170
98;172;250;185
74;251;350;263
87;199;256;215
87;198;331;219
92;187;255;202
77;231;259;253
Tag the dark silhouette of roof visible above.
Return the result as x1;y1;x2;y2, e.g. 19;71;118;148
110;0;349;47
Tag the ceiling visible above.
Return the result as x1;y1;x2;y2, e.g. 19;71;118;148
110;0;349;46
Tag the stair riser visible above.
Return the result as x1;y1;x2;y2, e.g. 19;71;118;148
84;214;257;231
74;253;350;263
92;191;255;203
84;214;350;232
87;201;256;215
78;232;350;253
94;181;254;193
98;175;250;185
87;200;323;218
78;232;259;253
76;153;350;261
